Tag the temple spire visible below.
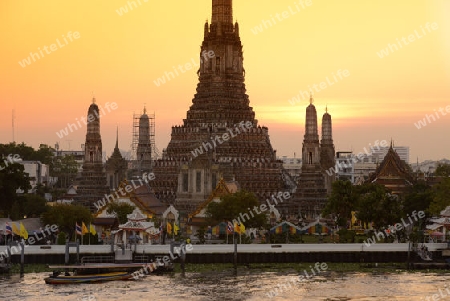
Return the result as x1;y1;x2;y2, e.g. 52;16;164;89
115;126;119;149
309;92;313;105
212;0;233;24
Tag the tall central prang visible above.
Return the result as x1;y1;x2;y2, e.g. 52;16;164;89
151;0;292;214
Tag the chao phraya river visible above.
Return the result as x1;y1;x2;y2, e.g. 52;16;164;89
1;266;449;301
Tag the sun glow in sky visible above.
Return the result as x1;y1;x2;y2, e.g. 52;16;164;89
0;0;449;161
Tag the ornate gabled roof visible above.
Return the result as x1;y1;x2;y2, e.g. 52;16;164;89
119;220;154;231
188;178;236;218
94;180;165;218
367;145;413;184
127;211;147;221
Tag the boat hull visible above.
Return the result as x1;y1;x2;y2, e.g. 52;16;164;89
44;272;133;284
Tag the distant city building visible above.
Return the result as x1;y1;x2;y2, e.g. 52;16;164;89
412;159;450;174
365;146;409;164
335;152;354;183
280;156;302;181
16;161;50;193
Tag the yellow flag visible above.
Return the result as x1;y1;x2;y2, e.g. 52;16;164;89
174;223;180;235
234;222;240;234
89;224;97;235
239;222;245;234
20;222;28;239
167;222;172;234
82;222;89;235
12;223;20;236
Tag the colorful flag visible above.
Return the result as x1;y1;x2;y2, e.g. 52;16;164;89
239;222;245;234
234;222;240;234
12;222;20;236
290;226;297;234
5;222;12;235
174;223;180;235
166;222;172;234
82;222;89;235
275;226;282;234
75;222;82;235
89;224;96;235
20;222;28;239
227;221;233;234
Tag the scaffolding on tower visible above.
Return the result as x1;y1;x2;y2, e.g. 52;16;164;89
131;111;160;163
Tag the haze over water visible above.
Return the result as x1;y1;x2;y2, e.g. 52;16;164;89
1;271;449;301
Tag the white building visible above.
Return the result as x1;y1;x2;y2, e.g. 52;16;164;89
279;156;302;181
335;152;355;183
22;161;50;189
369;146;410;164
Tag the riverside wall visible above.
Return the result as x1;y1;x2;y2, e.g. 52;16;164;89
1;243;446;265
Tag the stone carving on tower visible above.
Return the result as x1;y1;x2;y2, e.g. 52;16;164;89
75;98;110;211
151;0;291;212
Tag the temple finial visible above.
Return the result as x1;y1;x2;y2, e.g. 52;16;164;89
115;126;119;149
92;91;96;103
309;91;314;105
143;104;147;115
326;105;328;113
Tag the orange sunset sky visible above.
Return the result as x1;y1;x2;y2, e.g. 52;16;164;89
1;0;449;162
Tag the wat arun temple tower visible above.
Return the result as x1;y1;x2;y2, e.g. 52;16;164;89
151;0;291;211
290;96;335;220
75;98;110;211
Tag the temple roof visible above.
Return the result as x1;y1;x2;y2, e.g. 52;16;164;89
189;178;238;218
367;144;414;191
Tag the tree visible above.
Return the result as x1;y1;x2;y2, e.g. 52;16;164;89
41;204;92;239
0;162;31;216
205;190;268;229
435;163;450;177
10;194;49;220
51;155;78;189
322;180;358;227
355;183;402;231
428;177;450;216
106;202;135;224
402;181;433;218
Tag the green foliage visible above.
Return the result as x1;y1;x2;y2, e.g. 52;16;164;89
106;202;135;224
435;163;450;177
205;190;267;229
57;232;67;245
51;154;78;188
0;161;31;216
323;180;357;227
402;181;432;218
0;142;53;164
429;177;450;216
355;183;401;230
41;204;92;239
337;229;356;243
19;194;48;218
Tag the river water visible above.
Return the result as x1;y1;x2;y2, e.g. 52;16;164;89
1;269;449;301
